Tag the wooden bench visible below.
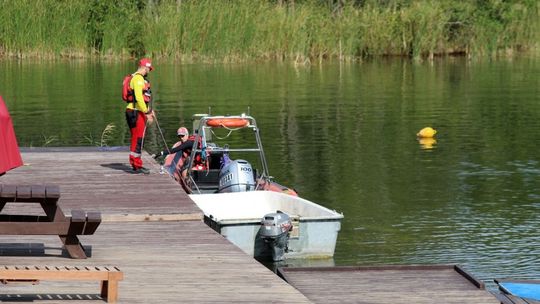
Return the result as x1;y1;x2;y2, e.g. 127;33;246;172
0;184;102;259
0;265;123;303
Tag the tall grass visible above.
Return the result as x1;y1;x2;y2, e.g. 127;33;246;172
0;0;537;61
100;123;116;147
0;0;89;58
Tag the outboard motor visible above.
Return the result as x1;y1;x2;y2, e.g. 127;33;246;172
260;211;293;261
218;159;255;193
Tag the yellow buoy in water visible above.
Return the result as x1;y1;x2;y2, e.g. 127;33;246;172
417;127;437;138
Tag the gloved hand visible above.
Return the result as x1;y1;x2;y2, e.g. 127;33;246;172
153;151;164;159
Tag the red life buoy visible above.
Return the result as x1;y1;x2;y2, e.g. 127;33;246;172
206;118;249;128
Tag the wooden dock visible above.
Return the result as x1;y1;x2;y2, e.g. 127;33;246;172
0;148;311;303
278;265;500;304
1;147;201;221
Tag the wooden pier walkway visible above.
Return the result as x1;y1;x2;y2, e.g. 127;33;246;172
1;147;201;221
0;147;311;303
278;265;500;304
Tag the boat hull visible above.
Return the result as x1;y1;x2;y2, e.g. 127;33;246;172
495;279;540;302
191;191;343;260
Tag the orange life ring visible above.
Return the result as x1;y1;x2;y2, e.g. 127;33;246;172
206;118;249;128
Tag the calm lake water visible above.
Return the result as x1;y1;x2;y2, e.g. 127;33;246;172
1;57;539;286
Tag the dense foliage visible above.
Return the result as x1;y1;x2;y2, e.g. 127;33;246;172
0;0;537;61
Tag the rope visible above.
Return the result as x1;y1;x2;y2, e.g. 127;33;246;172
151;112;171;154
210;128;233;140
138;111;170;169
221;124;248;132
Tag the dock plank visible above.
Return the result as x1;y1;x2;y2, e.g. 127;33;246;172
0;221;311;303
279;265;499;304
0;147;202;220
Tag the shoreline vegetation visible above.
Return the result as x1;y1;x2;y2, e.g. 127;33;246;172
0;0;538;62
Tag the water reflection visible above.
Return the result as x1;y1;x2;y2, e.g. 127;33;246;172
418;137;437;149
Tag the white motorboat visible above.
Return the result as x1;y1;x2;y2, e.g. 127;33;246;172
162;113;343;261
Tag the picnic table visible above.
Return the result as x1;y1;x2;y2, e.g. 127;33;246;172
0;184;101;259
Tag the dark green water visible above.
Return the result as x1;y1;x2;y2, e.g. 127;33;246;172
1;58;539;285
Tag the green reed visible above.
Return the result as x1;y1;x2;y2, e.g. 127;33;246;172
0;0;89;58
0;0;537;61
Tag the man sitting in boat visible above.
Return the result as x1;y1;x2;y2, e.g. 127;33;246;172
154;127;192;180
154;127;207;181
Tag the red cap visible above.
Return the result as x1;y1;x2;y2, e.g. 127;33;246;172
139;58;154;71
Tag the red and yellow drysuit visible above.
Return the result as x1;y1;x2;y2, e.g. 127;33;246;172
125;73;151;170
